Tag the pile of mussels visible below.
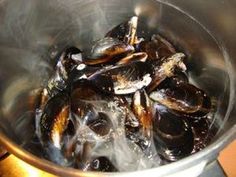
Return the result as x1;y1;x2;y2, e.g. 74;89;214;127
35;16;215;172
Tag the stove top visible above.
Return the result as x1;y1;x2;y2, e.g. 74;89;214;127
0;154;226;177
0;154;55;177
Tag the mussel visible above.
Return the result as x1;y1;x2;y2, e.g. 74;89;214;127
150;82;211;118
153;104;194;161
39;93;70;149
88;61;153;95
124;89;153;151
189;118;216;152
117;52;148;65
33;15;216;171
86;156;118;172
131;89;152;138
47;47;82;96
71;100;112;137
147;53;187;92
105;16;139;45
138;34;176;60
83;37;134;65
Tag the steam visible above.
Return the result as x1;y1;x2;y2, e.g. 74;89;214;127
35;98;160;171
70;100;160;171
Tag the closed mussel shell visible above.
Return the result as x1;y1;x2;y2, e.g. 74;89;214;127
88;61;153;95
39;93;70;149
138;34;176;60
150;82;203;113
84;37;134;65
153;104;194;161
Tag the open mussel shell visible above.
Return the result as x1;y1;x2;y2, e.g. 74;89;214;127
88;61;153;95
105;16;138;45
39;93;70;149
153;104;194;162
83;37;134;65
150;81;211;117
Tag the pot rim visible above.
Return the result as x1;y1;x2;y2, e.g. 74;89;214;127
0;0;236;176
0;125;235;177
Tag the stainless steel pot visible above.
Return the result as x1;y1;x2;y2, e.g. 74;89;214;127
0;0;235;176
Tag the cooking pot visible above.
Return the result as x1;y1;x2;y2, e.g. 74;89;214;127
0;0;235;176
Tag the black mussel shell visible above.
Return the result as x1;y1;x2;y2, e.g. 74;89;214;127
47;72;68;97
189;118;216;152
47;47;82;97
181;92;211;118
153;104;194;161
55;46;82;79
190;119;209;152
39;93;70;148
105;16;138;45
86;156;118;172
170;69;189;85
117;52;147;65
71;100;98;125
71;79;107;101
88;112;112;136
150;81;211;116
59;47;83;73
155;72;189;91
138;34;176;60
88;61;153;95
147;53;186;93
71;98;112;137
131;89;152;138
69;64;101;84
84;37;134;65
